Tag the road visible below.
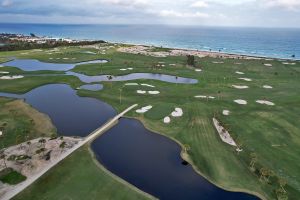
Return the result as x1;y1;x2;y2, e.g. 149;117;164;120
1;104;138;200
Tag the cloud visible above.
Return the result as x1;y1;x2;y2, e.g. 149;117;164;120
99;0;149;9
159;9;209;18
1;0;12;7
191;1;209;8
262;0;300;10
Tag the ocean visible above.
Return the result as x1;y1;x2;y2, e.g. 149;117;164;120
1;23;300;60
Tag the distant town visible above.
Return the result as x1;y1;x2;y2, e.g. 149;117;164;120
0;33;105;51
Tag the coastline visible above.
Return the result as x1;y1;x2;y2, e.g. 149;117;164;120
99;40;299;61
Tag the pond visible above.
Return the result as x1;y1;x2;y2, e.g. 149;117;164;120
0;84;258;200
66;71;198;84
2;59;108;71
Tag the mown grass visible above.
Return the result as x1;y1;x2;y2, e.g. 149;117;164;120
12;146;152;200
1;45;300;199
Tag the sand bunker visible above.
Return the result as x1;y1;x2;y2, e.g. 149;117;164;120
163;116;171;124
195;95;207;98
234;99;247;105
125;83;139;86
212;61;224;64
282;62;296;65
195;69;202;72
235;71;244;75
256;100;275;106
264;63;272;67
137;90;146;94
222;110;230;116
0;71;9;74
234;63;242;65
148;91;160;95
0;75;24;80
136;105;153;113
0;131;2;136
171;108;183;117
208;96;215;99
169;64;176;66
232;85;249;89
120;67;134;71
141;83;155;88
238;78;252;82
263;85;273;89
213;118;237;146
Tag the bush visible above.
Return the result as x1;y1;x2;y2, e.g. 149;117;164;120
0;168;26;185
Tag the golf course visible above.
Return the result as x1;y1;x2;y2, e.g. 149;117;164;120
0;43;299;200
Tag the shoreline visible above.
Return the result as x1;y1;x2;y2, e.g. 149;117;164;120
101;40;299;61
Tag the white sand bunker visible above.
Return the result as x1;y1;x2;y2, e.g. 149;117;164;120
212;61;224;64
264;63;272;67
169;64;176;66
137;90;146;94
263;85;273;89
256;100;275;106
282;62;296;65
235;71;244;75
171;108;183;117
195;69;202;72
136;105;153;113
120;68;134;71
63;58;69;60
0;130;2;136
234;99;247;105
148;91;160;95
163;116;171;124
213;118;237;146
222;110;230;116
195;95;207;99
0;71;9;74
125;83;139;86
232;85;249;89
0;75;24;80
141;83;155;88
238;78;252;82
194;95;215;99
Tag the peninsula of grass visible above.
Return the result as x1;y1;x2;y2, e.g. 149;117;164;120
1;44;299;200
0;97;56;148
13;146;153;200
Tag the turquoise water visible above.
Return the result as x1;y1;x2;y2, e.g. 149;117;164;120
0;23;299;59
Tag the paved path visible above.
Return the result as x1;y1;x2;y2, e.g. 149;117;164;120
1;104;138;200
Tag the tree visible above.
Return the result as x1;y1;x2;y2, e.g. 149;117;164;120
59;141;66;153
259;167;268;181
0;150;7;169
38;138;46;148
249;153;257;170
186;55;195;66
278;178;287;193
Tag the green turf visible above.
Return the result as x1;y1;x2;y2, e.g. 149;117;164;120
12;146;152;200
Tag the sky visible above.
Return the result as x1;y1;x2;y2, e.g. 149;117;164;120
0;0;300;27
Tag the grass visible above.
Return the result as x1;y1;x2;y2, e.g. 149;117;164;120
13;146;152;200
0;98;56;148
0;168;27;185
1;45;300;199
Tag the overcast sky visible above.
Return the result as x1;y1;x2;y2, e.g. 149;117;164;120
0;0;300;27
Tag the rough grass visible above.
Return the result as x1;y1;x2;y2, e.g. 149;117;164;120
0;98;56;148
13;146;152;200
